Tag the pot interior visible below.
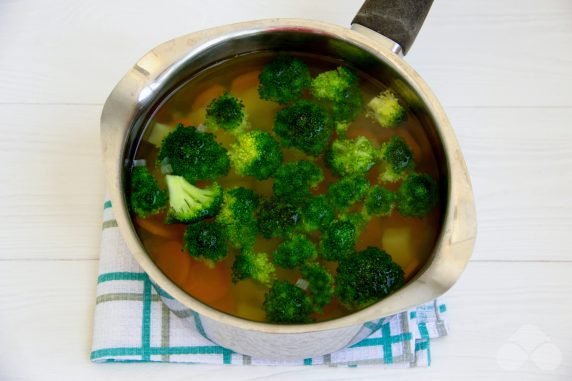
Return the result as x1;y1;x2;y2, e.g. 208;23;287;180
119;26;450;323
123;29;447;184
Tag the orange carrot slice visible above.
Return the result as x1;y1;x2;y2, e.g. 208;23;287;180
191;84;226;110
148;240;192;285
182;259;231;303
315;299;344;321
210;292;236;315
230;70;261;95
356;217;385;251
404;259;421;280
136;214;186;240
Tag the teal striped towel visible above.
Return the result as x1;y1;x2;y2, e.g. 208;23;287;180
91;201;448;367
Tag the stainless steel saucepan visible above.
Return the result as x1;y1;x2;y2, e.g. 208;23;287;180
101;0;477;359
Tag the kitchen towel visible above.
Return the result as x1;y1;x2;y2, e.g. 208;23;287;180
91;201;449;367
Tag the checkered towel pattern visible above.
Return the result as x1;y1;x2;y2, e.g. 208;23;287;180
91;201;449;367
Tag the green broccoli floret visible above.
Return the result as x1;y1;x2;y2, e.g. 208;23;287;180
129;166;168;218
219;187;259;217
232;249;276;287
165;175;223;223
311;66;363;124
301;195;335;232
367;90;406;128
320;219;358;261
184;220;228;266
205;92;248;132
263;280;313;324
335;246;405;310
272;160;324;203
274;100;333;156
326;136;378;177
273;234;317;269
216;187;259;249
397;173;438;217
256;198;302;238
158;124;230;183
334;121;352;137
301;263;334;312
364;185;395;217
339;211;368;231
258;55;311;104
229;130;282;180
379;136;415;183
327;175;370;209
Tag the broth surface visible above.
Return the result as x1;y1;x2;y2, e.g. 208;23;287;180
132;52;443;322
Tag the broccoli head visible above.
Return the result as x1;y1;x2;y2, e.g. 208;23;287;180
311;66;363;123
216;187;260;249
397;173;438;217
367;90;406;128
158;124;230;183
129;166;167;218
229;130;282;180
335;246;405;310
327;175;370;209
165;175;223;223
320;219;358;261
364;185;395;217
326;136;378;177
301;263;334;312
339;211;368;231
184;220;228;266
274;100;333;156
263;280;313;324
273;234;317;269
232;250;276;287
334;121;351;137
301;195;335;232
258;55;311;104
272;160;324;203
256;198;302;238
219;187;259;217
379;136;415;182
205;92;248;132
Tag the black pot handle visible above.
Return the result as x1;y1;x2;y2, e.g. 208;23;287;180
352;0;433;55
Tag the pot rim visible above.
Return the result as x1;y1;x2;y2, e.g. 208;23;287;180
101;18;477;334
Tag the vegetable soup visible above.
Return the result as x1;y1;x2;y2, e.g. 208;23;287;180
128;52;443;323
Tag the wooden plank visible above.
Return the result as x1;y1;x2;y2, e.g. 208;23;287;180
0;0;362;106
0;0;571;107
0;261;569;380
409;0;572;107
423;260;572;380
0;105;104;260
0;105;570;261
448;107;572;261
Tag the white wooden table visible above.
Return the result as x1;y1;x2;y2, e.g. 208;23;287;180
1;0;571;379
